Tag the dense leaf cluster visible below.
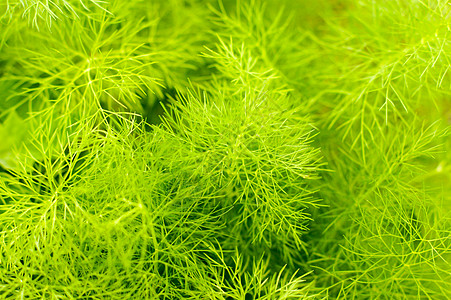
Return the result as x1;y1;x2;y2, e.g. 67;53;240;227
0;0;449;299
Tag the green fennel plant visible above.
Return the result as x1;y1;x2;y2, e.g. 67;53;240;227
0;0;450;299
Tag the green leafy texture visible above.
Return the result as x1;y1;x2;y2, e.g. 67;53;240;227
207;253;316;299
314;0;450;134
304;120;450;298
1;116;214;298
160;36;324;268
0;113;316;298
297;1;451;297
208;1;309;93
0;0;211;117
1;0;108;29
0;0;450;299
162;85;323;264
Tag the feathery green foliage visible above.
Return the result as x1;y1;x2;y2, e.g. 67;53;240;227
0;0;449;299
